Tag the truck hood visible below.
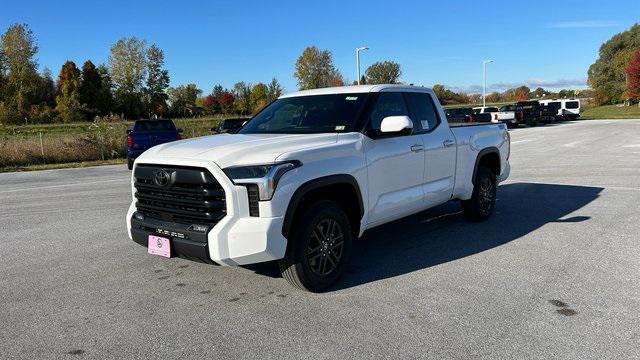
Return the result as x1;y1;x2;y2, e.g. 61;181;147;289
138;133;339;168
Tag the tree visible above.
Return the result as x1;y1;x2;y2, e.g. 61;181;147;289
432;84;446;100
588;23;640;104
266;78;284;102
1;23;39;123
96;64;113;115
55;61;82;123
145;44;170;117
625;49;640;103
294;46;343;90
218;91;234;114
233;81;252;114
197;95;218;114
109;37;147;118
38;67;55;107
167;84;201;117
79;60;102;118
250;82;268;113
513;86;530;101
365;61;402;84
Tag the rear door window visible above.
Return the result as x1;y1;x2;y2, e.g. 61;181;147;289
404;92;440;131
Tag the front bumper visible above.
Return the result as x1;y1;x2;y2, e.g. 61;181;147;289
126;158;288;266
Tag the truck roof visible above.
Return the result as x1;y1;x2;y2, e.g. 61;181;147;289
279;84;432;98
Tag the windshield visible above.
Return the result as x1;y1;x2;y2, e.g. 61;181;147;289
239;93;368;134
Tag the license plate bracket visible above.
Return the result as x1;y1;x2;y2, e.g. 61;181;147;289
148;235;171;258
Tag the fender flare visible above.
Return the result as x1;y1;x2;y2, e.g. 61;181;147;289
282;174;364;239
472;147;500;184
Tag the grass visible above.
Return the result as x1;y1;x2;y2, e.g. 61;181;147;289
580;104;640;120
0;115;234;171
0;158;126;173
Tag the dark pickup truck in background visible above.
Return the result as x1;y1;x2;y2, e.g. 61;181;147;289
445;107;492;124
126;119;182;170
514;100;541;127
211;117;250;134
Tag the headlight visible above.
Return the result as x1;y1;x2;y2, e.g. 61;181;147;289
223;161;301;200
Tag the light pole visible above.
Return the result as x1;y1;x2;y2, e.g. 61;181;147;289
483;60;494;107
356;47;369;85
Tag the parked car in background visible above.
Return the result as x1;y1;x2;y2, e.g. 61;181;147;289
211;117;250;134
514;100;542;127
539;99;581;120
497;105;518;127
126;85;511;292
445;107;492;123
472;106;500;122
126;119;182;170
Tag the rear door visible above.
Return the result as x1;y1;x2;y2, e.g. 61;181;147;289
405;92;456;207
364;92;426;226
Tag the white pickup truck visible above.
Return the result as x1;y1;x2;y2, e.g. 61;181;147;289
127;85;511;292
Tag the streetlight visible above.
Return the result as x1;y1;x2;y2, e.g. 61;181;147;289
356;46;369;85
483;60;494;107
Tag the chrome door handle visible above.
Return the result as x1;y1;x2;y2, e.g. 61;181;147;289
443;139;455;147
410;144;424;152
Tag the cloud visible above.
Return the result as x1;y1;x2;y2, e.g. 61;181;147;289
446;78;588;94
546;20;621;29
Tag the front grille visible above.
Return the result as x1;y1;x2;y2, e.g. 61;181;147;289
134;164;226;225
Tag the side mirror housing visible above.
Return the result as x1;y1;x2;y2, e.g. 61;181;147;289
177;128;184;133
126;129;132;135
380;116;413;135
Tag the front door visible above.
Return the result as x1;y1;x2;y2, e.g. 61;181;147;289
363;92;426;226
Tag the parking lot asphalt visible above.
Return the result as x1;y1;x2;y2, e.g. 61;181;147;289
1;119;639;359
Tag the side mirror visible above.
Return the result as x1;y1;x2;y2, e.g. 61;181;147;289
126;129;132;135
177;128;184;133
380;116;413;135
210;127;217;133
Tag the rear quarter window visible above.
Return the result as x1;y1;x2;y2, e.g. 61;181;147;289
565;101;579;109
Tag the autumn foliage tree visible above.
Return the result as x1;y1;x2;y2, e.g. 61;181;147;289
55;61;82;122
625;49;640;104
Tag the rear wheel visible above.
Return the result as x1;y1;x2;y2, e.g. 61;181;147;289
462;166;497;222
278;200;353;292
127;156;134;170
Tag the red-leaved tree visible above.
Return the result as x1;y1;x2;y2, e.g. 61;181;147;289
625;49;640;103
218;92;235;114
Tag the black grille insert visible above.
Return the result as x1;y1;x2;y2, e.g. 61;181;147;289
134;164;226;225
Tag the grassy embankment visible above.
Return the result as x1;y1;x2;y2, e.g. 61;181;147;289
0;116;223;172
579;104;640;120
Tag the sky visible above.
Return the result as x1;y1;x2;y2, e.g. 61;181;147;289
2;0;639;94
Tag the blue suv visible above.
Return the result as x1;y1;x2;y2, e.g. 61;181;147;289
126;119;183;170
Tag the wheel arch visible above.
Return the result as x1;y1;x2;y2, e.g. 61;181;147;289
472;147;500;184
282;174;364;239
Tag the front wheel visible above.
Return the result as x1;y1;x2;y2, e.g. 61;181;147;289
278;200;353;292
462;167;497;222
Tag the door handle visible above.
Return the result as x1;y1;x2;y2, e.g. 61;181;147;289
443;139;455;148
410;144;424;152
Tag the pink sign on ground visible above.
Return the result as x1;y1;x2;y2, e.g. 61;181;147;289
148;235;171;258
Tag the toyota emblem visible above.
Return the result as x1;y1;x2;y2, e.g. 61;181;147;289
156;239;163;248
154;169;172;187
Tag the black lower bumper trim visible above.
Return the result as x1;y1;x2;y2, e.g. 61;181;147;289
130;214;216;264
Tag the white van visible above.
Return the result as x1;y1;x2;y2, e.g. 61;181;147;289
540;99;581;120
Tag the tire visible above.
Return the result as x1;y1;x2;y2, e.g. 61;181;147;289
127;157;134;170
462;166;497;222
278;200;353;292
